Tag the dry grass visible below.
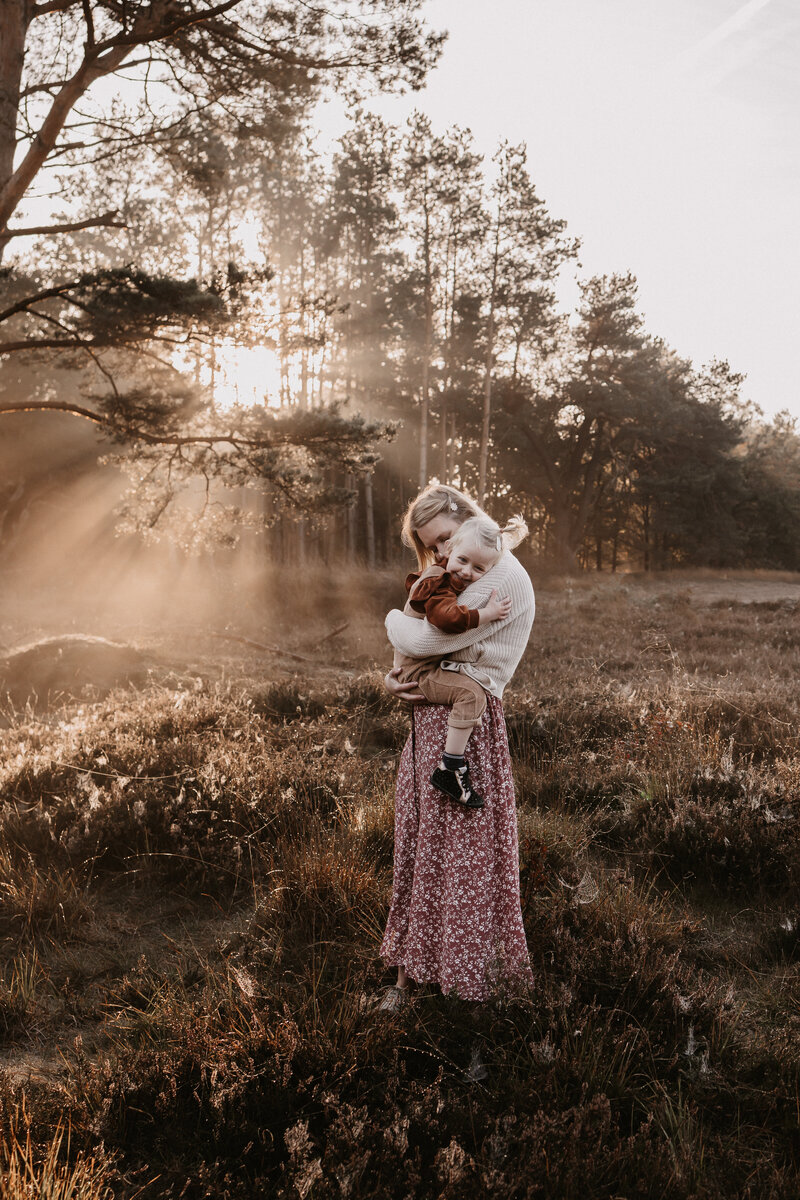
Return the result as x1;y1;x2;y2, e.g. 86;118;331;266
0;572;798;1196
0;1114;115;1200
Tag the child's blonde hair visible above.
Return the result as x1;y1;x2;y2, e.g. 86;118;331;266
401;484;483;568
448;513;529;560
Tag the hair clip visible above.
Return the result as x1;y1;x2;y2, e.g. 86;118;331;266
449;500;458;512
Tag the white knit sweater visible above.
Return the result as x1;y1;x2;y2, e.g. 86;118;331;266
385;551;535;698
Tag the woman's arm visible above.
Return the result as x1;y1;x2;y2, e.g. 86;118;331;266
386;607;492;656
386;554;532;658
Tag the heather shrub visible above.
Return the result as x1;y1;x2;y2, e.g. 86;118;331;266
251;681;327;720
524;878;721;1053
615;766;800;893
265;830;389;943
0;686;394;897
760;915;800;965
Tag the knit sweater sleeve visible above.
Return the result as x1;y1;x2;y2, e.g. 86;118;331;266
386;552;532;659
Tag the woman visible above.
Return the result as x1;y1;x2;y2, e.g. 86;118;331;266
380;484;535;1004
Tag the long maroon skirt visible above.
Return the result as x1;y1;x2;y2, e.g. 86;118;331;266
380;697;533;1001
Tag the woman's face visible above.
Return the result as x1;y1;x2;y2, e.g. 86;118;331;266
416;515;462;564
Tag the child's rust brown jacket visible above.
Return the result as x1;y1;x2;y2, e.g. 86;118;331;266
405;565;480;634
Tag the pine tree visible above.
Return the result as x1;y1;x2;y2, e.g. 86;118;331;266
0;0;441;536
477;141;576;503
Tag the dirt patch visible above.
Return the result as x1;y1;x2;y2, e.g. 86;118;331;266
0;634;148;708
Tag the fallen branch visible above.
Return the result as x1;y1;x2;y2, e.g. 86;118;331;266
208;630;317;665
312;621;349;648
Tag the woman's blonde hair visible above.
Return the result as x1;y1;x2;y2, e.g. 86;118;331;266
448;513;529;560
401;484;483;568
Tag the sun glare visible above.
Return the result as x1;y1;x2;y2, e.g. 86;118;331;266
211;343;285;410
229;216;264;261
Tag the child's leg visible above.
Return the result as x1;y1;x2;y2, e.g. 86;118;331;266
444;724;471;757
414;670;490;807
443;675;487;751
414;668;487;738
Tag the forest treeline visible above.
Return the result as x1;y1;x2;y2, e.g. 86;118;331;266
1;1;799;572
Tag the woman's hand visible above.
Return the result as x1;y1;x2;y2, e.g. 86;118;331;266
384;667;426;704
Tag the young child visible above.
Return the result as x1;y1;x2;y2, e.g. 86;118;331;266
393;512;528;810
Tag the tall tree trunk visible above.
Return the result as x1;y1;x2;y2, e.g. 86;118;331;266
642;503;650;571
418;206;433;489
299;242;308;411
442;222;459;485
323;473;336;563
385;469;393;560
418;383;428;488
275;160;291;407
550;501;579;574
447;412;457;484
0;0;29;260
346;472;357;560
479;220;500;504
364;472;376;568
439;398;448;481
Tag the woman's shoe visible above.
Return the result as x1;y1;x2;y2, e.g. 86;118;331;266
430;760;484;809
376;985;409;1013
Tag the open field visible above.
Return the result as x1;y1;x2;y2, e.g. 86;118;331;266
1;569;799;1198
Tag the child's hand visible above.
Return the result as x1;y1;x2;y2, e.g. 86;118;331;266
481;589;512;623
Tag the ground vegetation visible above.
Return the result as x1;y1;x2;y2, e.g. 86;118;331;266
1;574;799;1196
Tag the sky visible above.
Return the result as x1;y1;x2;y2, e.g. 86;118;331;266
321;0;800;421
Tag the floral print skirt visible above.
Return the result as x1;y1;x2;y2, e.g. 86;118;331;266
380;697;533;1001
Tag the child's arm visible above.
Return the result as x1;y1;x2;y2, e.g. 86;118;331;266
410;576;512;635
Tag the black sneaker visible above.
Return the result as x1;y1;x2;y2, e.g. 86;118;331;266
430;760;485;809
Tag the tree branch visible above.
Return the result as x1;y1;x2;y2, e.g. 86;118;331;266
0;337;81;352
30;0;81;15
27;306;120;395
0;401;385;452
30;0;80;14
0;401;110;424
20;81;73;99
0;211;125;242
0;1;245;232
82;0;96;50
0;278;94;325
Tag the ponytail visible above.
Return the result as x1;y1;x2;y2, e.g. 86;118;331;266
500;514;529;551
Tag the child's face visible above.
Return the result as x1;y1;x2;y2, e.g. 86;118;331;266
445;539;498;585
